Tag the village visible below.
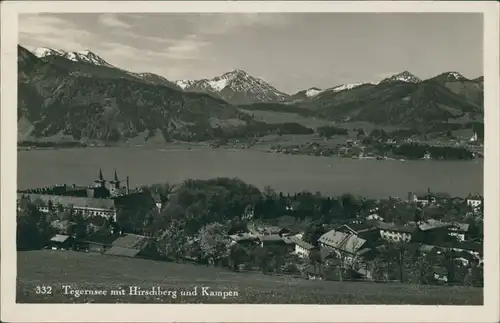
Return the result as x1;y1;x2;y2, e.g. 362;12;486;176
16;170;484;287
267;128;484;161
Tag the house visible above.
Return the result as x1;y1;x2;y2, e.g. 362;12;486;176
366;213;384;222
376;222;417;243
448;223;470;242
80;228;154;258
416;219;454;244
20;193;117;219
47;234;74;250
17;169;156;221
407;191;433;206
336;223;380;242
432;266;448;283
287;236;316;258
228;233;259;246
466;193;482;210
407;188;450;206
318;230;368;265
435;240;483;261
153;197;162;211
248;223;289;236
257;234;288;248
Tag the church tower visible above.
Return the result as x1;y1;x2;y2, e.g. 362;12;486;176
90;168;111;198
109;168;121;189
94;168;106;188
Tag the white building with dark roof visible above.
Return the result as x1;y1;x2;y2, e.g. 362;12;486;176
466;193;482;210
318;230;368;265
288;236;316;258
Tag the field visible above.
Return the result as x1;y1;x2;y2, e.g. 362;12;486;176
17;250;483;304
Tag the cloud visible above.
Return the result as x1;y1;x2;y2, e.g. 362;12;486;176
97;14;131;29
19;14;94;50
188;13;293;36
161;34;210;60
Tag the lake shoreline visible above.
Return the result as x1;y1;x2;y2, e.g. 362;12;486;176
18;141;482;162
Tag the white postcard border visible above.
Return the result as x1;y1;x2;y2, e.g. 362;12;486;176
1;1;499;322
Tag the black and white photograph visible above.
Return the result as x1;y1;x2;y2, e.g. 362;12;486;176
1;1;499;322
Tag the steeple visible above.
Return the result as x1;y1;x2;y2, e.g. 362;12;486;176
94;168;106;187
110;168;121;189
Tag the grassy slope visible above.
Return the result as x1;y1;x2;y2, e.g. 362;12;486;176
17;250;483;304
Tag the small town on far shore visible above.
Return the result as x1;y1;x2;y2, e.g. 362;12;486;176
17;168;484;287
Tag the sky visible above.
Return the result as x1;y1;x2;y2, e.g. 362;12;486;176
18;13;483;94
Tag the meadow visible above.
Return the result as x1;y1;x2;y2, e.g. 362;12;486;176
17;250;483;304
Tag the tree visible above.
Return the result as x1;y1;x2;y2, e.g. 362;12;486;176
254;247;272;273
17;202;54;250
228;244;248;271
198;222;229;265
407;252;435;285
158;223;187;261
303;224;326;246
308;249;323;273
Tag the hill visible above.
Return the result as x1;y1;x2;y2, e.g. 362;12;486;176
296;80;482;127
17;45;246;142
427;72;483;106
17;250;483;304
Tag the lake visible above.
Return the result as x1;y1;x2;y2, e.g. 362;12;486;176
17;147;483;199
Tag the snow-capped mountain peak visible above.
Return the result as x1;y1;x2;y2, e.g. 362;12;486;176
381;71;421;84
174;80;196;90
305;87;323;97
330;83;364;93
31;47;114;68
443;71;466;81
32;47;65;58
176;69;289;104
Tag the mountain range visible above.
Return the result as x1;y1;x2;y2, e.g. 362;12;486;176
18;45;484;142
19;46;245;142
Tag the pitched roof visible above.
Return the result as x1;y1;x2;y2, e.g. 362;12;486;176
281;236;297;245
433;266;448;276
104;246;141;257
450;223;470;232
418;219;453;231
229;233;258;242
376;221;416;233
258;234;285;242
17;193;116;210
84;229;121;245
419;244;436;253
112;234;149;248
50;234;71;243
288;236;316;250
336;223;376;234
466;193;482;200
318;230;366;254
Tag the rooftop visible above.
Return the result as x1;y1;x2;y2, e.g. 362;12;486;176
229;233;258;242
318;230;366;254
258;234;285;242
105;246;142;258
50;234;71;243
288;236;316;250
17;192;116;210
336;223;377;234
376;221;417;233
418;219;453;231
